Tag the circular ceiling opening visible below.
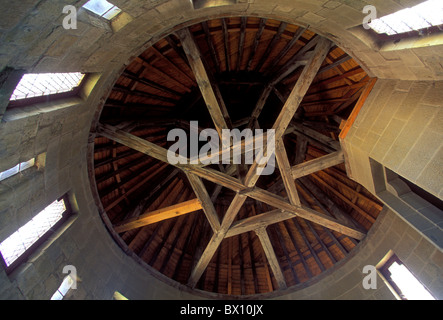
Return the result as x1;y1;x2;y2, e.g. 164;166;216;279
90;17;383;297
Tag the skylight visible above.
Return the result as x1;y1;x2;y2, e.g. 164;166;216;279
368;0;443;35
82;0;122;20
0;158;35;181
0;198;67;268
388;261;435;300
9;72;85;101
51;275;75;300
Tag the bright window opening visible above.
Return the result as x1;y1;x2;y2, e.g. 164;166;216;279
82;0;122;20
0;159;35;181
388;261;435;300
9;73;85;101
368;0;443;35
51;275;75;300
0;197;70;272
379;253;435;300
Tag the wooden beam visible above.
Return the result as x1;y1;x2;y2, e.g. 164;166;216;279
294;135;308;165
244;37;332;187
275;138;301;205
310;173;377;224
202;21;221;74
317;54;352;75
255;227;287;289
226;209;294;238
97;123;365;240
114;198;202;233
112;85;178;104
185;172;221;232
187;194;247;287
272;37;332;139
298;177;362;231
339;77;377;139
236;17;247;72
241;188;366;240
291;150;344;179
149;46;197;86
177;28;229;140
247;18;267;71
264;26;307;77
254;22;287;72
221;18;231;72
246;84;273;129
290;122;341;151
269;35;321;86
134;56;191;93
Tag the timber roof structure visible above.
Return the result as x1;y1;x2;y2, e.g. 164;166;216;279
90;17;383;297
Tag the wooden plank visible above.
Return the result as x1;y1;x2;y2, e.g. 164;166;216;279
114;198;202;233
254;22;288;72
317;54;352;75
275;138;301;205
97;123;171;164
269;35;321;86
221;18;231;72
247;18;267;71
176;28;229;140
264;26;307;77
339;77;377;139
97;123;366;239
202;21;221;74
103;162;168;212
188;194;247;287
241;188;366;240
310;173;377;224
272;224;299;284
255;227;287;289
272;37;332;139
226;209;295;238
185;172;221;232
290;122;341;151
298;177;361;230
236;17;247;72
244;37;332;187
246;84;273;129
291;150;344;179
122;167;180;221
150;46;197;86
134;56;191;93
294;135;308;165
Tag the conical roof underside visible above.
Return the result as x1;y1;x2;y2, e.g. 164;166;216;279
92;17;383;297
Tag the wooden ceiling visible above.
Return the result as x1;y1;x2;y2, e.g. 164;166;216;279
91;17;382;297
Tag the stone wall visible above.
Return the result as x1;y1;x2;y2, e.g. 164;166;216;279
0;1;442;79
344;79;443;200
275;207;443;300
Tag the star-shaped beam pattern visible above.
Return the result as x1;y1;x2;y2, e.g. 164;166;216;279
95;27;367;291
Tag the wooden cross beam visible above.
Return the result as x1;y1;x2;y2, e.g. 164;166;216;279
176;28;230;141
275;138;301;206
291;150;344;179
255;227;287;289
96;124;362;238
187;37;333;288
114;198;203;233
